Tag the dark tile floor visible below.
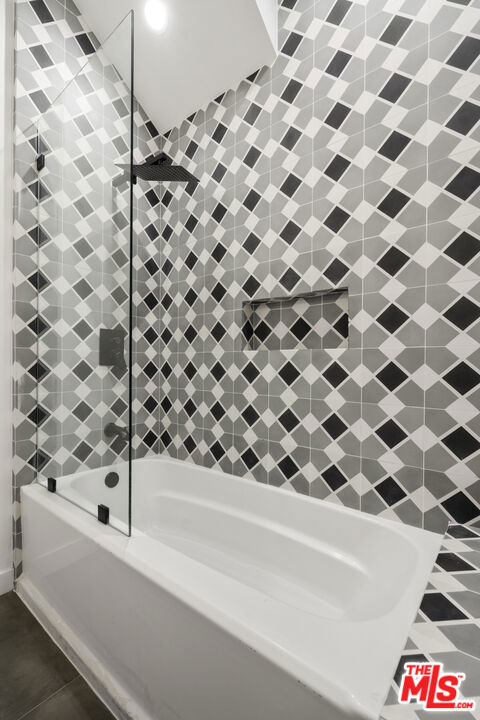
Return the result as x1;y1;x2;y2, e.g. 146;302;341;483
0;592;115;720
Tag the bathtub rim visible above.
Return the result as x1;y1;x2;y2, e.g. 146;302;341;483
41;454;443;543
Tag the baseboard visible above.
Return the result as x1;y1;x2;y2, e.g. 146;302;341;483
0;566;13;595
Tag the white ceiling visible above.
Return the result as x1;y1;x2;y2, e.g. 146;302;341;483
75;0;278;134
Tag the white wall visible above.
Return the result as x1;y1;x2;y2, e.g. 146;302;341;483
0;0;13;595
75;0;278;133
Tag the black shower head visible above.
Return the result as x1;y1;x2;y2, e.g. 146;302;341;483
114;152;199;185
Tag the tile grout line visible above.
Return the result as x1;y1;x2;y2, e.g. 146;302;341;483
14;675;80;720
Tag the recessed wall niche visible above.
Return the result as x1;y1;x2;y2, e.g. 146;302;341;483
242;289;349;351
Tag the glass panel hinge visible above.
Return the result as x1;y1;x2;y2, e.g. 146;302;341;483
98;505;110;525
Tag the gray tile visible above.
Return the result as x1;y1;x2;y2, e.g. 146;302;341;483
439;624;480;661
448;591;480;620
0;593;78;720
21;677;115;720
454;572;480;594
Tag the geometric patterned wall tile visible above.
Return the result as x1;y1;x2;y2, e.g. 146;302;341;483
13;0;480;582
152;0;480;532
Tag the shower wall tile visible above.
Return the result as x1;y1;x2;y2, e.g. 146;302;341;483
156;0;480;535
11;0;480;578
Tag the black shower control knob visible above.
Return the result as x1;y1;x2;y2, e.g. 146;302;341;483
105;472;120;488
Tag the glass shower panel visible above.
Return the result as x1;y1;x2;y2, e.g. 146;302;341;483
34;13;134;535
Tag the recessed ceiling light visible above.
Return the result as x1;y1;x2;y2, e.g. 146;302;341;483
145;0;168;33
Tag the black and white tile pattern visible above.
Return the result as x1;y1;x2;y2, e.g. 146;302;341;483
12;1;480;564
155;0;480;534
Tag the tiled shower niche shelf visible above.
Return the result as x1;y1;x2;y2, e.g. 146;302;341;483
242;288;349;351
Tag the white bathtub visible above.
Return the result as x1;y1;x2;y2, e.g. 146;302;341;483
18;457;443;720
